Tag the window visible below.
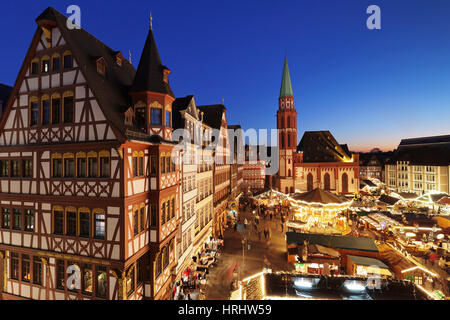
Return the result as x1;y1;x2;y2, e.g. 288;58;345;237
140;206;145;232
151;108;162;125
133;208;139;236
88;153;98;178
132;154;138;177
161;202;166;225
126;267;135;296
161;155;166;174
52;154;62;178
22;159;32;178
79;209;90;238
66;209;77;236
33;257;42;285
165;111;171;127
22;254;31;282
63;95;74;124
96;266;107;298
25;209;34;232
11;160;20;178
42;98;50;125
99;151;110;178
11;253;19;280
54;209;64;235
0;160;9;177
13;208;22;230
31;61;39;75
82;264;93;295
52;97;61;124
150;156;157;174
96;58;106;75
138;154;144;177
94;211;105;239
76;153;87;178
166;157;171;173
134;103;146;127
30;99;39;126
52;56;60;71
163;246;169;268
150;204;157;227
171;198;175;219
137;257;143;286
155;254;162;278
64;52;73;69
1;208;10;229
56;260;65;290
64;154;75;178
42;58;50;73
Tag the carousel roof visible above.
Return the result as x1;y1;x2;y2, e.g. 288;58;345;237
437;196;450;206
291;188;348;205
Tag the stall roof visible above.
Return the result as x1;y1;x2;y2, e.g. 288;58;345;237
291;188;349;205
286;232;379;252
378;194;400;206
348;255;389;269
241;273;428;300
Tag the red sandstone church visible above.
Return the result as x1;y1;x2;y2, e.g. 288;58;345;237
275;58;359;195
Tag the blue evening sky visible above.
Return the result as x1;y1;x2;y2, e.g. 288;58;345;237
1;0;450;151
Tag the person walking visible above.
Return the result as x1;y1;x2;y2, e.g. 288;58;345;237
244;218;248;229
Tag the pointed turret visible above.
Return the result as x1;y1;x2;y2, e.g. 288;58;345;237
279;56;294;98
130;28;174;97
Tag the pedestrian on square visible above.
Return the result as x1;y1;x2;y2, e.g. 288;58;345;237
281;221;284;232
244;218;248;229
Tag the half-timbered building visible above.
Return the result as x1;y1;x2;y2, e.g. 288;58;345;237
0;7;180;300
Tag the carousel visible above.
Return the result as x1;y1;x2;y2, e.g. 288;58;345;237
287;188;353;235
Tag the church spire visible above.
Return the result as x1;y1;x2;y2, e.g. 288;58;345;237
280;56;294;98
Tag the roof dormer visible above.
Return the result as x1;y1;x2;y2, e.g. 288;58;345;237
96;57;107;75
115;52;124;67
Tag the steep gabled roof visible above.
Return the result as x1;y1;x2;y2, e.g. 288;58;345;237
297;131;352;163
34;7;137;140
172;95;194;130
197;104;226;130
286;232;379;252
130;28;174;97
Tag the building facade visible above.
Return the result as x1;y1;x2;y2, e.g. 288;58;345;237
243;145;266;192
385;135;450;194
197;105;230;237
0;7;181;300
274;58;359;195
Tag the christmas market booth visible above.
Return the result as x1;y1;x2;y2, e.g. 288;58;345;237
288;188;353;235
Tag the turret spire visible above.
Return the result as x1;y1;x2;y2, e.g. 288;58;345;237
280;56;294;98
149;12;153;30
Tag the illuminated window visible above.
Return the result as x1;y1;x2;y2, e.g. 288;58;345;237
165;111;171;127
12;208;22;230
96;266;107;298
31;60;39;75
82;264;93;295
22;254;31;282
25;209;34;232
10;253;19;280
133;207;139;236
33;257;42;285
1;208;10;229
96;58;107;75
56;260;65;290
0;160;9;177
150;156;157;174
41;57;50;73
161;154;166;174
11;160;20;178
94;209;105;239
140;205;145;233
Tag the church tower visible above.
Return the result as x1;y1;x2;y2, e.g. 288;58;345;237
276;56;297;193
129;18;175;140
